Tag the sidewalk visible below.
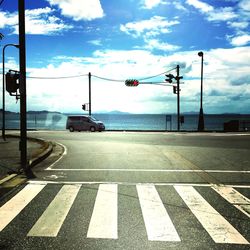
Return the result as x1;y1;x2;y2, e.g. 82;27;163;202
0;134;52;184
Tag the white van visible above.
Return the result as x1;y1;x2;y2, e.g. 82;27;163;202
66;115;105;132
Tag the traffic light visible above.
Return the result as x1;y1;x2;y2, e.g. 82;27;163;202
165;74;175;83
173;86;178;94
125;79;139;87
82;103;89;111
6;71;19;95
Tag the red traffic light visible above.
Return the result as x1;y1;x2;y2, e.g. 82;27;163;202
125;79;139;86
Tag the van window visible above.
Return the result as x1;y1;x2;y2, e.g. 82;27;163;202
82;117;89;122
70;117;80;121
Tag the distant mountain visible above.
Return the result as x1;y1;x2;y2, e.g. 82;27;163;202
0;110;62;115
182;111;199;115
0;110;19;114
106;110;131;114
27;110;61;114
94;110;131;115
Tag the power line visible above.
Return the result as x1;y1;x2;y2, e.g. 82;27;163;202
0;0;5;6
138;67;176;81
3;66;177;82
91;74;124;82
92;68;176;82
27;74;88;80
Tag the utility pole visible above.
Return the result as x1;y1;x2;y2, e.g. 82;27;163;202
165;66;183;131
19;0;35;178
176;65;180;131
88;72;91;116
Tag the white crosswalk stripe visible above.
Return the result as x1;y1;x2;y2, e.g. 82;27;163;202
0;183;46;231
0;183;249;245
27;184;81;237
137;184;180;241
174;185;249;244
212;185;250;218
87;184;118;239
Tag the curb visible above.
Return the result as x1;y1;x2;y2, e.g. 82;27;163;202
28;138;54;168
0;135;53;185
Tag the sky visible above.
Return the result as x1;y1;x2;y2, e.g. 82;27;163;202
0;0;250;114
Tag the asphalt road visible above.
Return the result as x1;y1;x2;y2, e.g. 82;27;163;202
0;131;250;249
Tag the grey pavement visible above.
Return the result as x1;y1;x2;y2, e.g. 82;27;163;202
0;134;52;184
0;131;250;249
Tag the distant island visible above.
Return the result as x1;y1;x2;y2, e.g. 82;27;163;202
0;109;249;116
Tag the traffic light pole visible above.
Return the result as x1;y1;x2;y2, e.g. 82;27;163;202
2;44;19;141
176;65;180;131
19;0;35;178
88;72;91;116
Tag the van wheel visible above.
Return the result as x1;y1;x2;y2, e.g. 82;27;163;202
69;126;74;132
90;126;96;132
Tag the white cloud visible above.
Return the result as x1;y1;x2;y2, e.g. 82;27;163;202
144;38;181;51
141;0;167;9
3;46;249;114
0;8;72;35
47;0;105;21
24;7;73;35
173;1;188;12
10;46;246;114
0;11;17;29
228;21;249;29
207;7;237;22
186;0;237;21
120;16;180;52
229;34;250;46
239;0;250;12
186;0;214;13
88;39;102;46
120;16;179;38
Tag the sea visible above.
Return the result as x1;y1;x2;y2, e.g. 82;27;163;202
1;112;250;131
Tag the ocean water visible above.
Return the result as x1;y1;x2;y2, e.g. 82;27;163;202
1;112;250;131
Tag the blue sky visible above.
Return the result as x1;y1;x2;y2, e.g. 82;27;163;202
0;0;250;114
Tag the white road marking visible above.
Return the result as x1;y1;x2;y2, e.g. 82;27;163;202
0;184;46;231
44;168;250;173
175;185;249;244
46;142;67;170
137;184;180;241
28;180;250;189
212;185;250;218
87;184;118;239
27;184;81;237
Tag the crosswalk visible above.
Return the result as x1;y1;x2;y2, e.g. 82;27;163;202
0;182;249;245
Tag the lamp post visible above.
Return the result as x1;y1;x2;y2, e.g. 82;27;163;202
197;51;205;132
2;44;19;141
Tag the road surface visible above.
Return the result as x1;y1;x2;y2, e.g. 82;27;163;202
0;131;250;249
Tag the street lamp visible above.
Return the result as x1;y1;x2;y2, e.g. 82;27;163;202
2;44;19;141
197;51;205;132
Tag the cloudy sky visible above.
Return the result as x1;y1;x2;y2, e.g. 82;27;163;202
0;0;250;114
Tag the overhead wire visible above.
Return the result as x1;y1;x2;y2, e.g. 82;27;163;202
91;74;125;82
91;67;176;83
138;67;176;81
27;74;89;80
8;67;177;82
